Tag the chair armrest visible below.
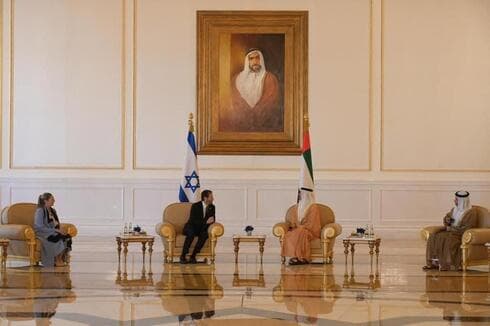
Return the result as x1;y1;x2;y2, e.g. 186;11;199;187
60;223;78;237
210;284;224;300
321;223;342;239
0;224;36;241
462;228;490;246
273;222;289;239
156;222;176;240
420;225;445;241
208;223;224;239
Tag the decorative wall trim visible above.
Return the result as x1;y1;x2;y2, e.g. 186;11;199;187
379;0;490;172
2;177;489;236
8;0;126;170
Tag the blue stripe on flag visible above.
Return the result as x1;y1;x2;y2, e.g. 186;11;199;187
187;132;197;155
179;186;189;202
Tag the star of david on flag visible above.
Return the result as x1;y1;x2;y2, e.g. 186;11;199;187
179;114;201;203
184;171;200;193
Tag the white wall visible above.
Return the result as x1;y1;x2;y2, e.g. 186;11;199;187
1;0;490;238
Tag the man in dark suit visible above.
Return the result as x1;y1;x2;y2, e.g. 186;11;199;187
180;190;215;264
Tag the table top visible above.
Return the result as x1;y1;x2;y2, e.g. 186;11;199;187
0;239;10;244
116;234;155;241
343;235;381;242
233;234;266;240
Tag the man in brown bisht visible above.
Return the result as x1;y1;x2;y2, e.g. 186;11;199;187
424;191;479;271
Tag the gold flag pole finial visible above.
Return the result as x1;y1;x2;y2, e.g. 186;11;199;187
188;113;195;132
304;113;309;129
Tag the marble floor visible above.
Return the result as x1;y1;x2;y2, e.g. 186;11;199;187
0;237;489;325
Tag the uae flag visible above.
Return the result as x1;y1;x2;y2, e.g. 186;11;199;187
297;120;315;219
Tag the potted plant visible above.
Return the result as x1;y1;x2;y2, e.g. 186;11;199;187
244;225;254;236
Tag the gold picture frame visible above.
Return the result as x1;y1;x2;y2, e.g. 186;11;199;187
197;11;308;155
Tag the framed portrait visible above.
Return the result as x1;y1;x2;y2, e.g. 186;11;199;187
197;11;308;155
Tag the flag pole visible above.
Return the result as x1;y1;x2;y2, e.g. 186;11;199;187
188;113;194;132
179;112;200;203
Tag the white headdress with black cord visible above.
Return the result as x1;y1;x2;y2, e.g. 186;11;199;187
452;191;471;226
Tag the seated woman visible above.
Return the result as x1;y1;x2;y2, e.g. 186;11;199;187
281;202;321;265
424;191;478;271
34;193;72;267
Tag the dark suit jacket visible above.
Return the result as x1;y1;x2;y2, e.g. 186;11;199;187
183;202;215;235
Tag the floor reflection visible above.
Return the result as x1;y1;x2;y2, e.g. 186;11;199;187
273;265;340;324
2;238;490;325
0;267;75;325
156;264;223;324
116;255;154;298
421;272;490;322
233;262;265;298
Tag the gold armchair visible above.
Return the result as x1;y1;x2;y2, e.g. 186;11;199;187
0;203;78;266
421;205;490;271
272;203;342;264
155;203;224;264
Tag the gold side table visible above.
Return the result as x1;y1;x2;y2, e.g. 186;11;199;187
0;239;9;267
233;235;266;263
342;236;381;279
116;234;154;277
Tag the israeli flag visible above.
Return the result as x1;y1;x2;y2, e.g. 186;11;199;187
179;120;201;203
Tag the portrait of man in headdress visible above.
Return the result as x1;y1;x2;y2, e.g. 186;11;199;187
197;11;307;155
219;34;285;133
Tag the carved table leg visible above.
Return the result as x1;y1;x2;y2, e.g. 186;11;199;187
350;243;356;277
259;239;265;263
233;238;240;264
343;240;349;278
117;239;122;265
142;241;147;265
123;241;128;278
148;240;153;277
375;239;381;277
368;240;375;279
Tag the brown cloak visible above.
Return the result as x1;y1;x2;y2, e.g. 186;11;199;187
220;71;283;132
426;207;478;269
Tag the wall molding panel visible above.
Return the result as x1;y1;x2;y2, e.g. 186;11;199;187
8;0;126;169
379;0;490;172
2;178;490;238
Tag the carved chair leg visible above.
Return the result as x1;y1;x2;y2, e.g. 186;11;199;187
28;241;36;266
322;239;330;264
461;246;468;272
168;241;174;264
210;239;216;264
